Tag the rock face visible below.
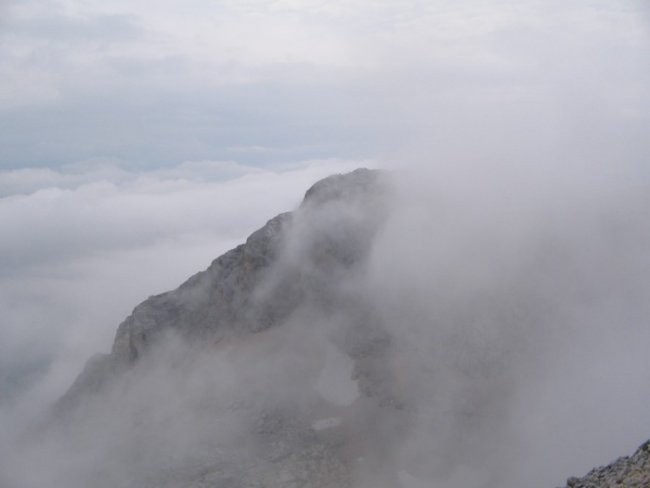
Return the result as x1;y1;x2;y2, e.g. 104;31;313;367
60;168;387;406
562;441;650;488
52;168;393;488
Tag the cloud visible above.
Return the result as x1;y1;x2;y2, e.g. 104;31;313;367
1;1;648;169
368;168;650;486
2;163;649;488
0;158;370;421
6;12;141;44
1;1;649;486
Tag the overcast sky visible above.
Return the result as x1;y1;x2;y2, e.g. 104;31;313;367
1;0;648;170
1;2;650;484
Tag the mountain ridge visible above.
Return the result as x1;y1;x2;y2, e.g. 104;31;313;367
55;168;393;473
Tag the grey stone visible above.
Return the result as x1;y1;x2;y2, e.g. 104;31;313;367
561;442;650;488
53;168;389;488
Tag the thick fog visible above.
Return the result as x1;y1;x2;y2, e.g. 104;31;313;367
1;0;649;487
367;165;650;486
0;160;365;429
1;161;649;488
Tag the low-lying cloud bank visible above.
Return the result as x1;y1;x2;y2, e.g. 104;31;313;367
2;161;649;488
0;159;370;421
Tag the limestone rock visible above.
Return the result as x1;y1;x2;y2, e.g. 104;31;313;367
53;168;390;488
561;441;650;488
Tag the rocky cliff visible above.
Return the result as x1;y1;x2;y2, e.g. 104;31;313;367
52;168;395;488
59;167;391;399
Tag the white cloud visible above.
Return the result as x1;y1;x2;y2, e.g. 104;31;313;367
0;158;372;417
2;159;649;488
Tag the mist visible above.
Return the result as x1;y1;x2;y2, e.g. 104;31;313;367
2;0;650;487
1;160;649;488
0;159;366;428
366;166;650;486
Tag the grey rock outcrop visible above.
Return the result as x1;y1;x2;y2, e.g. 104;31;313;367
561;441;650;488
59;168;388;410
52;168;392;488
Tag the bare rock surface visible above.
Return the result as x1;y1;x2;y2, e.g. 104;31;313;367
58;168;387;408
49;168;390;488
561;441;650;488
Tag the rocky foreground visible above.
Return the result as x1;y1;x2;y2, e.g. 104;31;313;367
561;442;650;488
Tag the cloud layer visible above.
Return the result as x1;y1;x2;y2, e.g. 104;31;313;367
2;163;650;488
0;159;368;418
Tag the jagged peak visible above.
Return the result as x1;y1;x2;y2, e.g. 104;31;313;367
301;168;383;207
